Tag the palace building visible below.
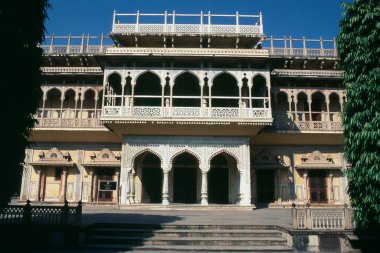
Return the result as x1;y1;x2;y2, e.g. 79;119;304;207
20;11;348;207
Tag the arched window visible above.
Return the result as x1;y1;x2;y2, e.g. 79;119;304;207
62;89;76;118
134;72;161;106
173;72;200;107
252;75;268;108
311;92;327;121
212;73;239;107
45;88;61;118
82;89;96;118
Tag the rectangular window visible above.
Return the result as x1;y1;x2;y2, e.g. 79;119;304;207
55;168;62;181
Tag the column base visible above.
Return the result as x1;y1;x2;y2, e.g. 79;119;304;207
162;199;169;205
201;199;208;206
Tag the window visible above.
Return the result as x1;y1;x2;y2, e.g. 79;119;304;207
55;168;62;181
309;170;327;203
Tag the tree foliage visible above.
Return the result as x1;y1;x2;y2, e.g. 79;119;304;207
337;0;380;230
0;1;50;208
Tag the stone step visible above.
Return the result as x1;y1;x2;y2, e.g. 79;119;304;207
86;235;288;246
84;244;293;252
89;223;279;230
88;228;283;238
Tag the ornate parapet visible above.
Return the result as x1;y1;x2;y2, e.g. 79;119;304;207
106;47;269;58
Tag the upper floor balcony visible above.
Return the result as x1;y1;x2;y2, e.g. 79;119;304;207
272;88;344;133
100;70;272;135
34;86;105;130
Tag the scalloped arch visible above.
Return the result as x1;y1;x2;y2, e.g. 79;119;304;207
208;149;240;167
170;149;201;167
130;148;163;169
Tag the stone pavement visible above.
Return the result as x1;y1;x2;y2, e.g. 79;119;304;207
81;205;292;229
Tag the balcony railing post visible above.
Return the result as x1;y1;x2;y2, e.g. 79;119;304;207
320;37;324;56
172;10;176;32
136;10;140;32
289;36;293;55
164;11;168;33
259;12;263;33
235;11;240;33
303;36;307;56
283;36;287;56
66;33;72;53
200;11;203;33
208;11;211;33
292;203;297;229
80;33;84;53
49;34;54;53
306;204;311;229
333;37;337;57
112;10;116;31
86;34;90;53
100;33;104;53
270;36;274;55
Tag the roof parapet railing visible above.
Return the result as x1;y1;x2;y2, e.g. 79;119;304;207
40;34;113;54
263;36;338;58
112;11;264;35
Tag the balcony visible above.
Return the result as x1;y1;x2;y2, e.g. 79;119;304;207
274;111;342;132
34;108;104;129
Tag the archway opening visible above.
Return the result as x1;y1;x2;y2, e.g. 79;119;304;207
82;89;96;119
134;72;161;106
172;152;199;204
208;153;238;204
107;73;122;106
296;92;309;121
252;75;268;108
212;73;239;107
173;72;200;107
329;93;341;122
62;89;76;118
135;152;163;203
311;92;327;121
45;88;61;118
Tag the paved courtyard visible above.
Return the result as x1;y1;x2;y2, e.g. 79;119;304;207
81;205;292;229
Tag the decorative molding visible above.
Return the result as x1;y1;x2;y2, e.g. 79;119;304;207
252;148;290;168
296;150;341;169
82;148;121;167
271;69;343;78
106;47;269;58
41;67;103;73
30;147;74;166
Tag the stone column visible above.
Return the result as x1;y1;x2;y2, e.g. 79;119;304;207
201;170;208;205
238;170;244;205
59;168;68;202
329;170;334;204
303;170;308;202
115;170;120;203
88;170;94;202
36;169;43;201
124;170;131;204
162;170;170;205
129;172;135;204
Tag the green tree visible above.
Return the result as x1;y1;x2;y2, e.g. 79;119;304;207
0;1;50;208
337;0;380;230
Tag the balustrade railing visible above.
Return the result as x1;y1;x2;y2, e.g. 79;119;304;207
34;109;104;129
275;111;342;131
262;37;338;58
292;204;354;230
0;200;82;227
112;11;263;35
102;105;271;120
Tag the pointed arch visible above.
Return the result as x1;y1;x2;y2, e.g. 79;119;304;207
170;149;201;167
208;149;240;168
134;71;162;106
130;148;163;170
173;71;201;107
211;72;239;107
173;70;201;83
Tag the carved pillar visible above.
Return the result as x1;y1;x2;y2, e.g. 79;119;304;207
121;79;126;108
307;96;312;122
129;172;135;203
248;85;252;109
329;170;334;204
59;168;68;202
88;170;94;202
130;83;135;115
41;94;47;122
162;170;170;205
237;170;244;205
294;98;298;122
161;82;165;109
201;170;208;205
303;170;308;203
59;97;64;122
238;81;242;108
115;170;120;203
125;170;131;204
37;169;43;201
274;169;279;202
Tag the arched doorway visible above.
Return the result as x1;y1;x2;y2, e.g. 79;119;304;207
135;152;163;203
172;152;199;204
208;153;239;204
134;72;161;106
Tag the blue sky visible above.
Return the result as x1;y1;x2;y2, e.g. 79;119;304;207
46;0;344;40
